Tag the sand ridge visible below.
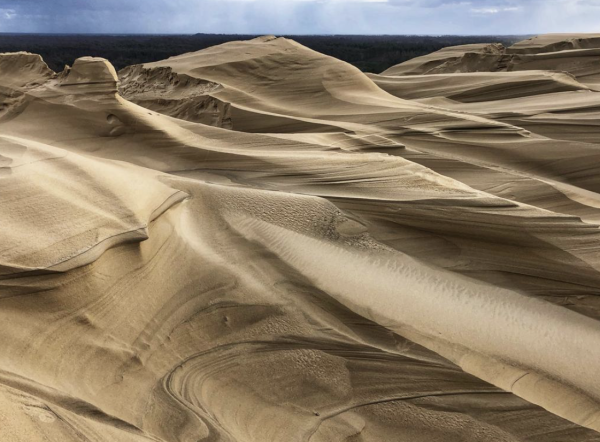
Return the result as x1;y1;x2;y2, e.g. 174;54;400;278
2;34;600;441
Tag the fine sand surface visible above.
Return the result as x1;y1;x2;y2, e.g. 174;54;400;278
2;34;600;441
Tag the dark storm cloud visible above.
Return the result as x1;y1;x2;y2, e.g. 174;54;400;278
0;0;597;34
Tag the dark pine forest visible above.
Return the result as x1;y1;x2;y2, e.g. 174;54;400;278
0;33;525;74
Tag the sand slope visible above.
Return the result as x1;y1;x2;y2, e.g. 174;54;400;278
382;34;600;88
2;35;600;441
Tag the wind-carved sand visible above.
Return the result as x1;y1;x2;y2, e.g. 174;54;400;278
2;34;600;441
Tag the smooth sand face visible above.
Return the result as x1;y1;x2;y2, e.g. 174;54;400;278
2;35;600;441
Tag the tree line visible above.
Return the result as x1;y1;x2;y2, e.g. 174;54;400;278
0;33;525;74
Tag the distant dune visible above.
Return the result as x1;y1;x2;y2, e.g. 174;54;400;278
2;34;600;441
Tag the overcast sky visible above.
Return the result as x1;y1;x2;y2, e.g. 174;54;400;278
0;0;598;35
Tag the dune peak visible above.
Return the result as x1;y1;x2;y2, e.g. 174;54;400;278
61;57;119;92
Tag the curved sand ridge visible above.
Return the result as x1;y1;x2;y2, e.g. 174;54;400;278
381;43;510;76
508;34;600;54
125;36;524;136
2;36;600;441
382;34;600;88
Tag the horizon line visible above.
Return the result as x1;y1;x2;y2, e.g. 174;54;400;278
0;32;536;37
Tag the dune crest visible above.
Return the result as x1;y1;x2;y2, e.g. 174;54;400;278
2;34;600;441
382;34;600;88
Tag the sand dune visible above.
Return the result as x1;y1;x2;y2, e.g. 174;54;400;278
381;43;510;76
382;34;600;88
508;34;600;54
2;34;600;441
369;70;590;101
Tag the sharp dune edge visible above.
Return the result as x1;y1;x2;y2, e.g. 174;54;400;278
2;34;600;441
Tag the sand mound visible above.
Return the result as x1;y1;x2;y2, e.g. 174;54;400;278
2;35;600;441
381;43;510;76
369;70;589;101
508;34;600;54
383;33;600;89
133;36;523;137
0;52;54;88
